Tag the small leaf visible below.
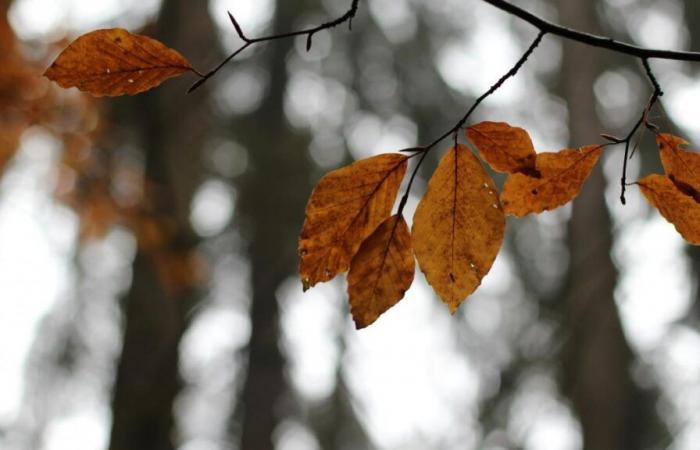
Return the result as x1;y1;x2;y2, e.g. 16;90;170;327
347;214;414;329
638;174;700;245
465;121;538;175
500;145;603;216
412;145;505;312
299;153;408;290
44;28;193;97
657;133;700;201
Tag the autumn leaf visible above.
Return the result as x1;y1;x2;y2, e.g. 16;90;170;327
44;28;194;97
412;145;505;312
465;121;538;175
299;153;408;290
657;133;700;202
638;174;700;245
347;214;414;328
500;145;603;216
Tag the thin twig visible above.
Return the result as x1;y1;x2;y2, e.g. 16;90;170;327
189;0;690;208
189;0;700;93
188;0;360;93
395;31;545;216
397;151;429;216
424;30;546;150
618;59;664;204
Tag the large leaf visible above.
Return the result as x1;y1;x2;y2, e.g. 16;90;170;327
465;121;538;175
657;133;700;201
299;153;408;290
639;174;700;245
347;214;414;328
412;145;505;312
44;28;193;97
500;145;603;216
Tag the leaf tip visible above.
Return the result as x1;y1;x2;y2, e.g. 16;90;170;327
352;315;370;330
301;277;311;292
447;301;460;315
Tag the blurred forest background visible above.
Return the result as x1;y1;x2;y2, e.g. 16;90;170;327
1;0;700;449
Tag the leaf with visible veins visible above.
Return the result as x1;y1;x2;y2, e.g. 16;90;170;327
639;174;700;245
501;145;603;216
657;133;700;202
348;214;414;328
44;28;193;96
299;153;408;290
466;121;539;176
412;145;505;312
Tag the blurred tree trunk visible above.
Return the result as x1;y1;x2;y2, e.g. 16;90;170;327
558;2;663;449
108;1;220;449
307;355;372;450
231;0;386;446
233;0;314;447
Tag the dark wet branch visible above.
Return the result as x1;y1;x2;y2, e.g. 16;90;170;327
482;0;700;62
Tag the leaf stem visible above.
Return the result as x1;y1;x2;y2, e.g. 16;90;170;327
396;31;545;214
618;58;663;204
425;30;546;151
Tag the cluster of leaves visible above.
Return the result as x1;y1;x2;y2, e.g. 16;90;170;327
298;126;700;328
43;28;700;328
298;122;605;327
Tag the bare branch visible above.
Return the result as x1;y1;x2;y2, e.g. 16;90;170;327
619;59;664;204
481;0;700;62
425;30;546;150
396;31;546;216
188;0;360;93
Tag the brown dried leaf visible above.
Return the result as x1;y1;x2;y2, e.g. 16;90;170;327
347;215;414;328
638;174;700;245
412;145;505;312
465;121;538;175
44;28;193;97
299;153;408;290
657;133;700;201
501;145;603;217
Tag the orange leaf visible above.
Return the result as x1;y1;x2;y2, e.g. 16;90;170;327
299;153;408;290
500;145;603;217
44;28;193;97
657;133;700;201
347;214;414;328
638;174;700;245
465;121;538;175
412;145;505;312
